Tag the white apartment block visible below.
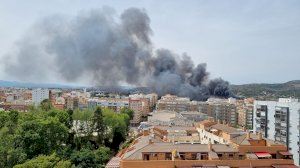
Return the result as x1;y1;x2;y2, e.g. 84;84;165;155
253;98;300;165
32;88;49;106
87;98;129;111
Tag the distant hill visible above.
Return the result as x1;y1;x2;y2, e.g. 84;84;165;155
230;80;300;100
0;80;83;89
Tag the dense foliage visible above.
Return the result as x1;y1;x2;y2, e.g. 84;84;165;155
0;104;134;168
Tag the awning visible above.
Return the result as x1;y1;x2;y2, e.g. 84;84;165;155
279;151;293;156
255;152;272;158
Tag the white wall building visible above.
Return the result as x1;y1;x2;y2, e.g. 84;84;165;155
32;88;49;106
253;98;300;165
87;98;129;111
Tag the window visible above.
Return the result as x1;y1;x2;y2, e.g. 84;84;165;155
191;153;197;160
218;154;223;158
165;153;172;160
229;154;234;159
179;152;186;160
144;154;150;160
201;154;208;160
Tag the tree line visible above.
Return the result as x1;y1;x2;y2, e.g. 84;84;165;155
0;99;134;168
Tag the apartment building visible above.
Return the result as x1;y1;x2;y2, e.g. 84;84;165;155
129;97;150;125
65;96;79;110
199;98;238;126
32;88;49;106
156;94;198;112
129;93;158;111
87;98;129;112
237;98;254;129
107;119;296;168
253;98;300;165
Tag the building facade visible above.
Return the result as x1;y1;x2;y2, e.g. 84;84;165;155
88;98;129;112
253;98;300;165
32;88;49;106
199;98;238;126
237;98;254;129
107;119;296;168
156;94;198;112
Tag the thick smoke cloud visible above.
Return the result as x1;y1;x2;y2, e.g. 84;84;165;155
3;7;232;100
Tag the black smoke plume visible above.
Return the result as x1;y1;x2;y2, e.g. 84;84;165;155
3;7;232;100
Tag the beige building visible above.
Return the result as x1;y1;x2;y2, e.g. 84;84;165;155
65;96;79;110
129;97;150;125
156;94;198;112
129;93;158;125
88;98;129;112
237;98;254;129
199;98;238;126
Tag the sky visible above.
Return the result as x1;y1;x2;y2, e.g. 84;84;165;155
0;0;299;85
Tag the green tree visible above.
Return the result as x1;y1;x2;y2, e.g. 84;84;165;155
0;111;8;129
7;110;19;134
103;109;129;151
0;129;27;168
92;107;105;145
47;109;71;128
14;154;72;168
120;108;134;120
70;147;110;168
40;99;53;111
15;117;68;159
66;109;74;129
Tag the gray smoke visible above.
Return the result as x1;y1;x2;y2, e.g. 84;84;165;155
3;7;232;100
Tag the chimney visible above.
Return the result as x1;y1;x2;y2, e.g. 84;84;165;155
143;129;149;136
246;131;251;139
258;131;262;140
149;137;154;144
217;119;221;124
208;142;212;151
242;126;246;132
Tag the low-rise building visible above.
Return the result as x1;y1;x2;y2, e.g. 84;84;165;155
148;110;210;127
109;120;296;168
153;125;200;143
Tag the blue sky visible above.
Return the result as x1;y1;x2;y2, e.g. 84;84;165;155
0;0;299;84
